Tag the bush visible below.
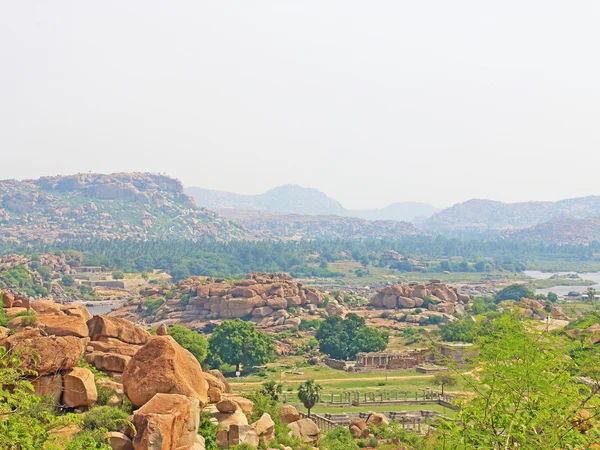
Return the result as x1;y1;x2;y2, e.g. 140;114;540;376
167;325;208;363
112;271;125;280
198;412;219;450
95;385;115;406
66;430;112;450
82;406;129;432
62;275;76;286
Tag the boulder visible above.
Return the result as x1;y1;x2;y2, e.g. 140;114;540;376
216;399;238;413
156;324;168;336
229;424;259;447
230;287;257;298
279;404;300;424
61;304;92;321
252;306;274;318
251;413;275;443
349;418;369;438
2;291;14;308
397;297;416;308
63;367;98;407
88;315;150;345
131;393;200;450
123;336;208;408
31;373;63;403
382;294;398;308
208;387;222;403
0;326;9;340
108;431;133;450
38;315;89;338
288;418;320;444
2;330;84;375
214;409;248;431
208;370;232;394
366;413;390;427
30;300;64;316
87;339;142;357
93;353;132;372
265;297;287;310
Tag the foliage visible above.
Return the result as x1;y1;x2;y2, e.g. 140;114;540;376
143;298;165;315
65;430;111;450
432;372;457;395
82;406;130;432
95;385;115;406
112;271;124;280
260;380;283;401
438;316;484;343
208;319;275;372
167;325;208;363
198;412;219;450
297;379;323;417
348;326;389;359
319;427;359;450
494;283;534;302
61;275;75;286
438;313;600;448
0;346;79;449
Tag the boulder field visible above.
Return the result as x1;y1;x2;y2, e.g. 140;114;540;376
1;292;319;449
112;272;325;329
370;280;471;316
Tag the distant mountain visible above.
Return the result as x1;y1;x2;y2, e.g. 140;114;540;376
0;173;246;243
510;216;600;245
186;184;439;223
215;209;419;240
186;184;345;216
423;196;600;236
353;202;441;224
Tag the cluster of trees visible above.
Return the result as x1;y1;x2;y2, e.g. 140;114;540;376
5;235;598;282
315;314;389;360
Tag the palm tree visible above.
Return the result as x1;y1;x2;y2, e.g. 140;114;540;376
297;379;323;417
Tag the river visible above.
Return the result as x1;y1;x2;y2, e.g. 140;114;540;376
524;270;600;296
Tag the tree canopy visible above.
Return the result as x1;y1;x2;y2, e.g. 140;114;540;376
167;325;208;363
208;319;275;372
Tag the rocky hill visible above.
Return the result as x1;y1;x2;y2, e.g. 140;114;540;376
510;216;600;245
0;172;245;243
424;196;600;236
186;184;439;223
214;209;419;240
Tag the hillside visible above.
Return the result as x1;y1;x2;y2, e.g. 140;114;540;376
510;216;600;245
186;184;439;223
215;208;419;240
424;196;600;236
0;173;245;243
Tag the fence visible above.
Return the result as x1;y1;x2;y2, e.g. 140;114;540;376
298;412;337;431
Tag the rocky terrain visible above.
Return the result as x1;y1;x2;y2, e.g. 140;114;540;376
424;196;600;237
370;280;471;323
187;184;439;223
510;216;600;245
215;209;419;240
110;272;350;332
0;172;245;243
1;293;319;449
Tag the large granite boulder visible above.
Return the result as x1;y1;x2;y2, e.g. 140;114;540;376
88;315;150;345
38;315;88;338
63;367;98;407
123;336;208;408
279;404;300;424
288;418;320;444
131;393;200;450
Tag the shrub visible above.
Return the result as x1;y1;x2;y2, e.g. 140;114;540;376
198;412;219;450
167;325;208;363
82;406;130;432
95;385;115;406
65;430;112;450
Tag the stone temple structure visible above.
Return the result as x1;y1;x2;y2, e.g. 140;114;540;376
352;350;428;371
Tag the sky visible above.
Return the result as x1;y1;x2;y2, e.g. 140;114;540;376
1;1;599;210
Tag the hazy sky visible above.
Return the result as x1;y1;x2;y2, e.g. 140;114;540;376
1;1;599;209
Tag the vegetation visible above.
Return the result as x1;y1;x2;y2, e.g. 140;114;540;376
208;319;276;372
432;372;457;395
297;379;323;417
315;314;389;360
167;325;208;363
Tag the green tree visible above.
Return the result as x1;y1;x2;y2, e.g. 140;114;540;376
297;379;322;417
208;319;275;372
112;271;124;280
547;291;559;302
439;314;600;449
260;381;283;401
167;325;208;363
315;314;366;360
587;287;597;311
494;284;533;302
348;327;389;359
433;372;457;395
62;275;75;286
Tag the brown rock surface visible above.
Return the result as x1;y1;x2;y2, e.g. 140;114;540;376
39;315;88;338
88;315;150;345
131;393;200;450
31;300;64;315
108;431;133;450
367;412;390;427
288;418;320;444
63;367;98;407
2;330;84;375
156;324;168;336
251;412;275;443
216;399;238;413
279;404;300;424
31;373;63;403
123;336;208;408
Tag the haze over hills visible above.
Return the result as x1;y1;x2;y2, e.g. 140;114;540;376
0;172;246;243
185;184;440;223
423;196;600;237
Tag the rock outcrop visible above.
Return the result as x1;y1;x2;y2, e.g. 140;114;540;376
112;272;324;328
288;418;320;444
371;281;470;316
123;336;208;408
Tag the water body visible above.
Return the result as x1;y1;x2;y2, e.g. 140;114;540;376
524;270;600;296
